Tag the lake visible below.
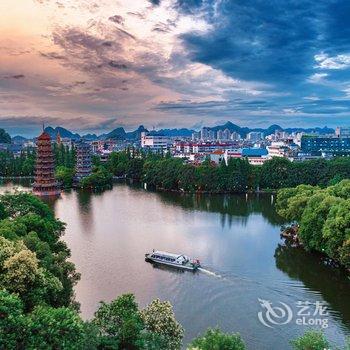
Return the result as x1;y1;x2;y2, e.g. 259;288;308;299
1;181;350;349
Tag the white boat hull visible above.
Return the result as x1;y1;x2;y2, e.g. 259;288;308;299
145;254;199;271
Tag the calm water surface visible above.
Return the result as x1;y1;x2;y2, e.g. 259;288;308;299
1;181;350;349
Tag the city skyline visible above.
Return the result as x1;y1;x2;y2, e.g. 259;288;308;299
1;0;350;136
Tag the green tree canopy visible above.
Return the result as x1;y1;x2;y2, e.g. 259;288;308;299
188;328;246;350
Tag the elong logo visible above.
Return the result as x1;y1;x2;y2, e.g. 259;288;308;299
257;299;329;329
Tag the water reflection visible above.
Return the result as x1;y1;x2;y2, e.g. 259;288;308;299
151;190;285;227
275;243;350;330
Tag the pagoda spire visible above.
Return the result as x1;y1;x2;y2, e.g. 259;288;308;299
33;130;61;197
56;130;61;144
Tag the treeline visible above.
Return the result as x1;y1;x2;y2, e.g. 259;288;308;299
0;193;348;349
0;128;11;143
0;150;36;177
2;146;350;192
106;151;350;192
276;180;350;269
0;144;74;177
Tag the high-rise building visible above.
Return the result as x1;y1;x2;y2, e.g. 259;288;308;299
75;140;92;182
301;135;350;156
217;129;224;141
201;127;209;140
192;131;200;141
141;132;169;150
335;127;350;138
230;132;241;141
33;131;60;196
208;130;216;140
223;129;231;141
246;132;263;142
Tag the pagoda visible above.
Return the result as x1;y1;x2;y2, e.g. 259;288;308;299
33;131;61;196
74;140;92;182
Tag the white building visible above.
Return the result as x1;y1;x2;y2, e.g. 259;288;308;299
208;130;216;141
216;129;224;141
267;142;289;158
210;149;225;164
200;127;209;141
246;132;263;142
223;129;231;141
192;131;200;141
230;132;241;141
335;127;350;138
224;148;242;164
141;132;169;150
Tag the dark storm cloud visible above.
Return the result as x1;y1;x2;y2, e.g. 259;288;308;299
154;95;350;117
179;0;350;86
174;0;205;14
148;0;161;5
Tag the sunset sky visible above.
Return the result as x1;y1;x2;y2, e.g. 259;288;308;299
1;0;350;136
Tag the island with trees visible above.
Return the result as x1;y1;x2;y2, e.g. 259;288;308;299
276;179;350;271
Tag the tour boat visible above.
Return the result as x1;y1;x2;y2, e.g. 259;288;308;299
145;250;201;271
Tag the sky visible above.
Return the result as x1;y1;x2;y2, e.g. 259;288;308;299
1;0;350;136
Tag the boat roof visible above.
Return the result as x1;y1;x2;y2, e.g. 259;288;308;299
152;251;184;259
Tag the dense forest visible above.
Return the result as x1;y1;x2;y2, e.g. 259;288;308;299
106;150;350;192
2;146;350;192
276;180;350;270
0;193;348;349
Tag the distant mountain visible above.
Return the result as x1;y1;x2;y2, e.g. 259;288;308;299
210;121;247;137
22;122;336;143
126;125;148;140
208;121;334;137
81;133;98;141
100;127;126;140
12;135;28;144
155;128;194;137
44;126;80;140
284;126;335;134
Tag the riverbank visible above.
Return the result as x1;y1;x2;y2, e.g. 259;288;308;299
276;180;350;272
0;176;34;180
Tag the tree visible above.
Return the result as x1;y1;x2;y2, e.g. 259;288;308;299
276;185;319;221
0;202;6;220
0;193;80;310
188;328;246;350
93;293;144;349
0;128;11;143
27;306;86;349
260;157;292;189
276;180;350;268
290;330;330;350
1;249;39;294
0;290;28;349
0;192;55;219
80;166;113;189
56;166;75;188
141;299;184;350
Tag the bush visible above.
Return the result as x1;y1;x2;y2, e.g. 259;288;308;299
189;328;246;350
291;330;330;350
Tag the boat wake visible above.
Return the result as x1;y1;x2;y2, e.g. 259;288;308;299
198;267;222;279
